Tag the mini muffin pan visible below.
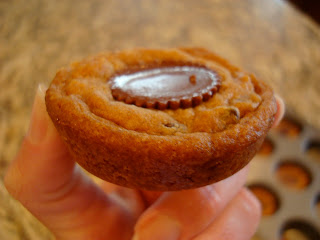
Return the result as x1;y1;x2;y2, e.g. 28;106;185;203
247;113;320;240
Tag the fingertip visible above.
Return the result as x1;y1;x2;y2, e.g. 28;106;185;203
272;94;285;128
26;84;59;145
193;187;262;240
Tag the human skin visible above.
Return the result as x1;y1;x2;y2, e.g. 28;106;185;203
4;85;285;240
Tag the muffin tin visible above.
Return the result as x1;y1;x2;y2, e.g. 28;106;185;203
247;113;320;240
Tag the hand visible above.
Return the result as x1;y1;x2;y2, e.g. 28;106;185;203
5;85;285;240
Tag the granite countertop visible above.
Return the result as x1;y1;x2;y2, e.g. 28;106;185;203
1;0;320;239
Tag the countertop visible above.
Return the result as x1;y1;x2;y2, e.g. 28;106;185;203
1;0;320;239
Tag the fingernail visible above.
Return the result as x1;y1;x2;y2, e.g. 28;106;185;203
26;84;54;144
133;215;181;240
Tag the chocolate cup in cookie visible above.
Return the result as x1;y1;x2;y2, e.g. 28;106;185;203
45;47;277;191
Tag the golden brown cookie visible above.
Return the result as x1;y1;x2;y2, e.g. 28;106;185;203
45;47;277;191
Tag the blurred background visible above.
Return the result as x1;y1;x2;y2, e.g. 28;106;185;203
1;0;319;239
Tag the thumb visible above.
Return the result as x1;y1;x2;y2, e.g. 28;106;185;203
5;84;74;203
5;85;143;240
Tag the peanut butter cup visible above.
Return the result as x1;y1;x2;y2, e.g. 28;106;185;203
110;66;221;110
45;47;277;190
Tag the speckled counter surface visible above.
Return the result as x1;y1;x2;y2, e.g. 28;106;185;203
1;0;320;239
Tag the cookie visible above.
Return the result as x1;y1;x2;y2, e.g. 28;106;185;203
45;47;277;190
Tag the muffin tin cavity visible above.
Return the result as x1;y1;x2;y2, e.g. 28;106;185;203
248;115;320;240
280;220;320;240
315;194;320;219
248;184;280;216
305;140;320;163
275;160;312;190
275;117;303;138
